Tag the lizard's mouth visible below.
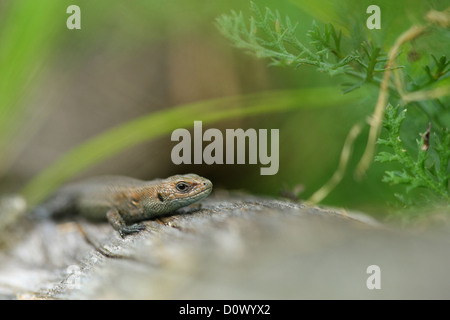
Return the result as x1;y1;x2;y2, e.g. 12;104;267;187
187;183;213;200
170;185;212;207
195;185;213;197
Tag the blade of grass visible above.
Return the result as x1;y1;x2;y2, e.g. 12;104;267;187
307;122;362;203
21;86;364;207
0;0;63;175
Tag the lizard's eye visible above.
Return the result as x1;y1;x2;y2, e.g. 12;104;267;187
175;182;191;193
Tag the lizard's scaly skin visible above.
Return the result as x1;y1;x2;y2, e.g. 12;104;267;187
37;174;212;236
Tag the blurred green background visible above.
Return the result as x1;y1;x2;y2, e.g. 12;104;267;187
0;0;448;216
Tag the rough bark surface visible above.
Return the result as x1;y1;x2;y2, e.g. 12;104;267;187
0;192;449;299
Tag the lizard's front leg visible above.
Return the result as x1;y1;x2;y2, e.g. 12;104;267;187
106;208;145;237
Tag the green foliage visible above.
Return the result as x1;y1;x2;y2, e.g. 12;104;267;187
375;105;450;205
0;0;64;176
423;55;450;85
217;2;450;211
21;87;361;207
216;2;395;91
216;2;358;75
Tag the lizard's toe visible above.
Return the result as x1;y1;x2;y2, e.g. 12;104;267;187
118;223;146;237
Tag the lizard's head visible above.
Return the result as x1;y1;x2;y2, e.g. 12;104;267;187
147;174;213;213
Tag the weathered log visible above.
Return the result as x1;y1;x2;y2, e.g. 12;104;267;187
0;192;449;299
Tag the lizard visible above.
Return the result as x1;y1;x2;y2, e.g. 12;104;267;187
34;174;213;237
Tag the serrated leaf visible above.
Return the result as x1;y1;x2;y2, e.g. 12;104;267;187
375;151;399;162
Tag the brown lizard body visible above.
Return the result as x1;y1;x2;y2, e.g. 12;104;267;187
36;174;212;236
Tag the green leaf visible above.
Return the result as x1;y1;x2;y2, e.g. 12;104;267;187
0;0;65;174
376;104;450;205
21;86;363;207
216;3;355;76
